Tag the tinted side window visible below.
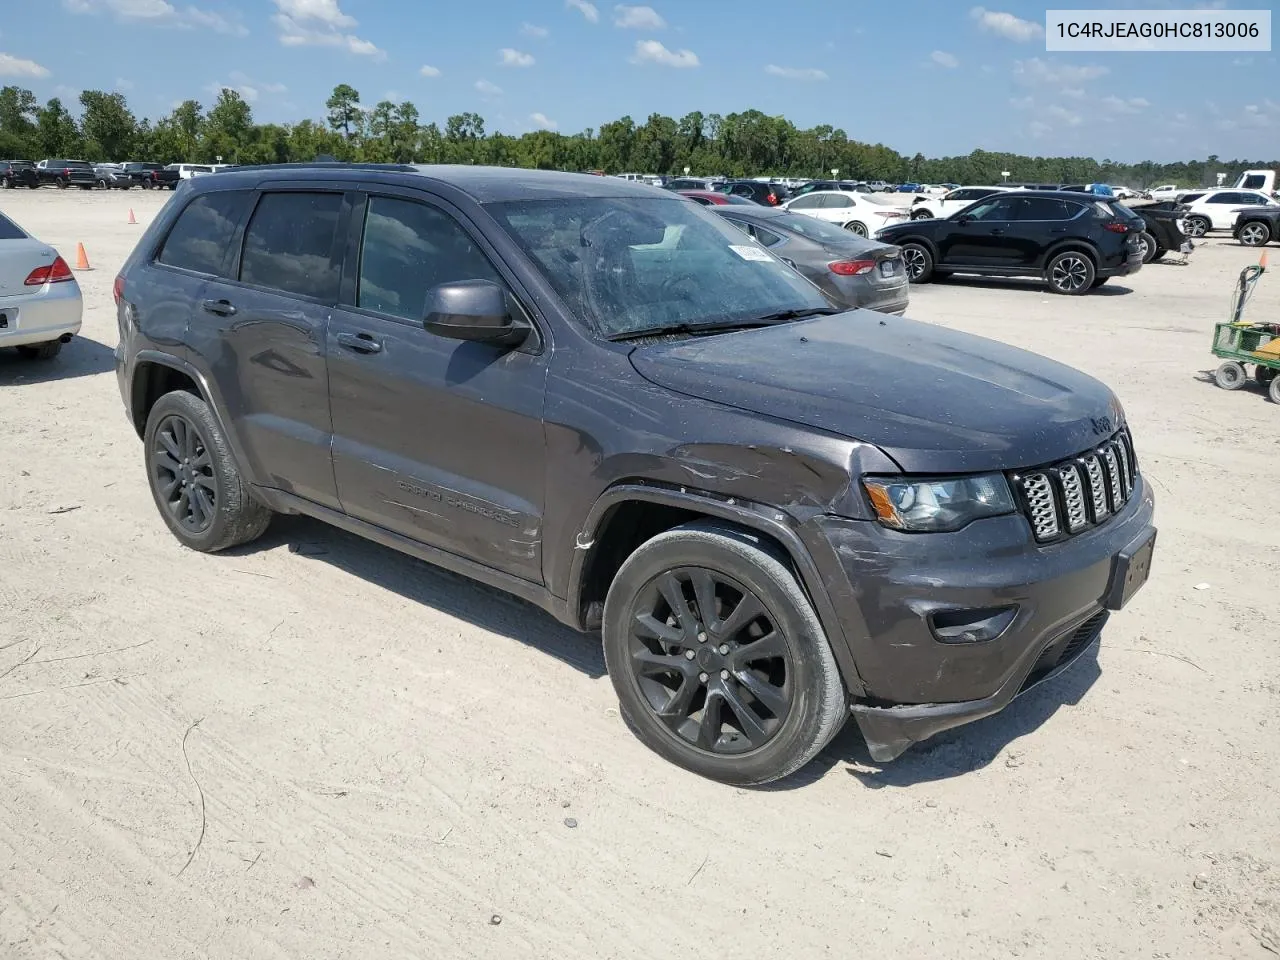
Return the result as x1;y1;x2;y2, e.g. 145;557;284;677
1207;193;1236;204
240;191;343;300
156;191;252;276
753;226;784;247
1019;198;1073;221
0;212;26;240
826;195;854;208
970;196;1020;221
719;217;752;237
789;194;821;210
357;196;503;322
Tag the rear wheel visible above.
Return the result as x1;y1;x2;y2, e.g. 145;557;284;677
1238;221;1270;247
1136;231;1158;263
1214;361;1246;390
1255;365;1277;386
901;242;934;283
142;180;153;190
0;177;10;190
602;521;846;786
56;178;68;189
144;390;272;553
1270;376;1280;404
1046;251;1095;295
844;221;868;237
1184;216;1210;238
16;340;62;360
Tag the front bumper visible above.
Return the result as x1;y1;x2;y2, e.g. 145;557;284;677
0;282;83;349
799;475;1156;761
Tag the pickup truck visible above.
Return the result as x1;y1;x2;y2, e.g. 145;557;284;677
119;162;180;190
1;160;40;189
1233;206;1280;247
36;159;97;189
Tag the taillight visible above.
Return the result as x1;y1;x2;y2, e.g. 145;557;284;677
829;259;876;276
768;193;778;204
1104;221;1129;233
151;171;158;181
64;167;71;177
113;275;126;304
25;256;74;286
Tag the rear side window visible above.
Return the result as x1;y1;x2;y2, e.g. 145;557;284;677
753;226;785;247
0;212;26;240
788;194;822;210
357;195;503;322
156;191;252;276
1019;198;1075;221
240;192;344;301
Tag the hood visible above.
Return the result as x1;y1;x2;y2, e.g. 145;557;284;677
629;312;1122;474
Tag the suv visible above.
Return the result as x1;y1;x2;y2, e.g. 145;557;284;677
36;159;97;188
1;160;40;189
909;185;1025;220
720;180;789;206
876;191;1144;294
1233;206;1280;247
114;165;1156;785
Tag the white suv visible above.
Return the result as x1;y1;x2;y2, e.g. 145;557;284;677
909;186;1026;220
1180;189;1278;236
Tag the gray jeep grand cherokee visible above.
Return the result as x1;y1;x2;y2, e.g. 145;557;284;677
114;164;1156;785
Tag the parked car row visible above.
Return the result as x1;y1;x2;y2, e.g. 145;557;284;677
0;160;234;190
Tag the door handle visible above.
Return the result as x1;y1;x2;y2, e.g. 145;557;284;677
337;331;383;354
989;228;1005;236
1050;227;1068;234
201;298;236;316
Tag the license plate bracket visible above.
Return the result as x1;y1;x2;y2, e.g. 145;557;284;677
1103;528;1156;611
879;261;895;278
0;311;8;329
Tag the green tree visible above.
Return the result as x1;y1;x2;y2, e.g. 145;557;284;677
79;90;138;161
35;98;81;157
0;85;39;156
203;89;252;161
326;83;362;139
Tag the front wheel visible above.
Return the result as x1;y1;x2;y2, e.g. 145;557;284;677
911;210;933;220
901;242;934;283
1214;361;1247;390
1238;222;1270;247
56;179;68;189
0;178;10;190
1046;251;1095;295
843;221;868;237
144;391;272;553
602;521;846;786
1270;375;1280;404
1184;216;1210;238
142;180;153;190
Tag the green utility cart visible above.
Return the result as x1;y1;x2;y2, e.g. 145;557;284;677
1210;256;1279;403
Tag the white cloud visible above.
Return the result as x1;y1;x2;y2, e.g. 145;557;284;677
0;53;50;78
499;48;535;67
1101;95;1149;114
475;79;503;96
1014;57;1109;86
566;0;599;23
1047;104;1082;126
930;50;959;68
115;76;134;90
530;112;557;130
62;0;246;33
614;4;664;29
185;7;248;35
212;82;258;103
1061;86;1084;98
630;39;698;68
764;64;827;81
229;70;286;94
420;64;441;77
1029;120;1052;137
272;0;382;58
1009;95;1034;109
970;6;1043;42
521;22;549;38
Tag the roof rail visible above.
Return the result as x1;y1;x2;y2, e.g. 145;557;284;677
220;161;420;174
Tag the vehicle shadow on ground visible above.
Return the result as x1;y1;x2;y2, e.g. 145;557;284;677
240;513;607;678
934;276;1134;297
0;336;116;385
767;645;1102;792
1192;369;1274;400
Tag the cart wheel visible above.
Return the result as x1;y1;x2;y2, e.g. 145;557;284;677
1214;361;1247;390
1271;376;1280;405
1254;365;1277;386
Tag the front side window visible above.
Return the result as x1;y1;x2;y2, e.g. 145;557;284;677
240;191;343;300
788;194;822;210
357;195;502;321
487;196;829;338
156;190;252;276
964;196;1020;221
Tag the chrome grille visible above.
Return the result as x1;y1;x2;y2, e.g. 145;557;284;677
1012;430;1139;543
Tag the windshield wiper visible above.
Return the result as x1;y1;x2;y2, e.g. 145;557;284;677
609;308;840;342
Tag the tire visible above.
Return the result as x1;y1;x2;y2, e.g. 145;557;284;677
142;180;153;190
97;179;108;189
901;242;934;283
1137;231;1158;263
56;179;68;189
844;221;868;237
1254;365;1276;387
1238;221;1270;247
1;178;10;190
1214;361;1246;390
143;390;272;553
1152;246;1167;262
1184;216;1210;238
1090;277;1110;288
1046;250;1095;295
16;340;62;360
911;210;933;220
1270;376;1280;405
27;182;38;190
601;520;846;786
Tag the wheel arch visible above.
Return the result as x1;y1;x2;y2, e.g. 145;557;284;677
568;482;865;696
1042;238;1100;268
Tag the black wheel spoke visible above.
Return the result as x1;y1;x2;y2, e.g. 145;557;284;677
634;612;683;645
159;475;180;498
732;629;786;667
158;431;180;461
720;682;769;746
716;592;764;641
734;668;788;717
190;485;215;524
155;450;181;475
633;648;690;677
658;572;699;640
193;473;216;492
658;675;699;719
690;570;718;630
191;450;211;470
696;692;723;749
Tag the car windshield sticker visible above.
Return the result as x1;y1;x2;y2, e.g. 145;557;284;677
729;244;772;262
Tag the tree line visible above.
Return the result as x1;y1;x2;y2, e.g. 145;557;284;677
0;82;1272;189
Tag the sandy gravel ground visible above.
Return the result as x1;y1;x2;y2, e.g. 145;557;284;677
1;188;1277;960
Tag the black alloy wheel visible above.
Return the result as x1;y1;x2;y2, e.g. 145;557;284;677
1238;222;1270;247
901;243;933;282
626;567;793;755
1047;251;1095;295
1184;216;1210;238
151;414;218;535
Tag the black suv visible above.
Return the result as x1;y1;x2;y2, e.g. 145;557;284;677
877;191;1144;295
114;165;1156;784
1;160;39;189
1233;206;1280;247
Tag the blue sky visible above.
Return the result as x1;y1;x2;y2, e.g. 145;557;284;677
1;0;1276;161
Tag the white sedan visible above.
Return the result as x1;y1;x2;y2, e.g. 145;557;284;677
908;185;1025;220
1179;189;1279;236
781;190;908;237
0;209;83;360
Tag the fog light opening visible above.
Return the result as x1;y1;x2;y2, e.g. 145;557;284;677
929;606;1018;644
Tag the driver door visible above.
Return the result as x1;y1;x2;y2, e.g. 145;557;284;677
940;195;1025;266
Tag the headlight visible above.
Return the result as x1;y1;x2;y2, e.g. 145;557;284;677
862;474;1015;533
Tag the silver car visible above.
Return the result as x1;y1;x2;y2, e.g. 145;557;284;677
0;209;83;360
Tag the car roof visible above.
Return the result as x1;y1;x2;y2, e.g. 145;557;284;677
203;162;670;202
707;205;788;221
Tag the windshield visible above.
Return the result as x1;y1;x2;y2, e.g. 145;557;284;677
486;197;830;338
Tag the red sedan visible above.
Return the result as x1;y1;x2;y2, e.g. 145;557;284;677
677;190;757;206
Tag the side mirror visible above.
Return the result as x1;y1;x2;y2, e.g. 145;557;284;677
956;214;974;224
424;279;527;346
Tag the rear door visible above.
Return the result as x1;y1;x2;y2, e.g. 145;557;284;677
1004;196;1079;267
326;187;549;583
187;186;347;509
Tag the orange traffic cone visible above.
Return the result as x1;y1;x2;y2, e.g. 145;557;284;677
74;243;92;271
128;208;137;225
